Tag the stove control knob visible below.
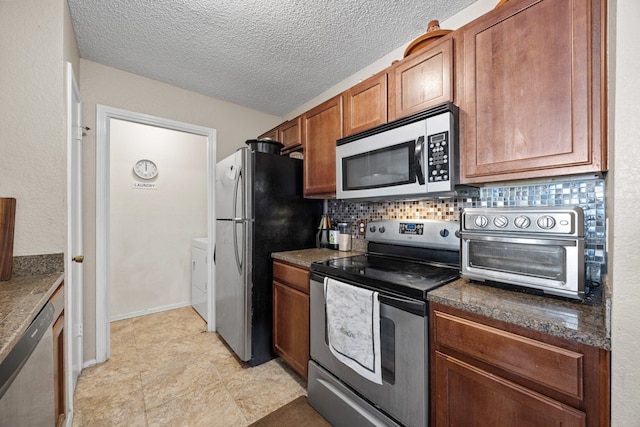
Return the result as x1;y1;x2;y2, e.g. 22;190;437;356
369;225;377;233
537;215;556;230
440;229;449;237
514;215;531;229
474;215;489;228
493;215;509;228
379;226;386;233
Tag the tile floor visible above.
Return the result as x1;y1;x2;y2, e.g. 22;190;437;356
72;307;307;426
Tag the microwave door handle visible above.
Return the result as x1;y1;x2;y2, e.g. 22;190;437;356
414;136;425;185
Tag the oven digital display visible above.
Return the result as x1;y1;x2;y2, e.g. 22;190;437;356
399;223;423;235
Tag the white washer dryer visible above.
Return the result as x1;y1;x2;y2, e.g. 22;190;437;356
191;238;208;321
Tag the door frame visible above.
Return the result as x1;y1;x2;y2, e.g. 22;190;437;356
95;105;216;363
65;61;83;423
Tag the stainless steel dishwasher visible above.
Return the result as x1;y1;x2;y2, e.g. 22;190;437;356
0;301;56;426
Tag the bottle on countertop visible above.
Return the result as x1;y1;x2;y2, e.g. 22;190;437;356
318;215;330;248
328;217;339;250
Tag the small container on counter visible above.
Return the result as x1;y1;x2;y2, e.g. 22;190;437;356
338;222;352;251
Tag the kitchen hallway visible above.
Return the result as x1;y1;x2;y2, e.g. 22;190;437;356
72;307;307;426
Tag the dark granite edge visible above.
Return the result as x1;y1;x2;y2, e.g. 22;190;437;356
0;273;64;365
12;253;64;277
428;281;611;351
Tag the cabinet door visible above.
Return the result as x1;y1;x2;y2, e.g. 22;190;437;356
434;352;586;427
258;126;279;141
273;280;310;379
460;0;606;183
343;71;388;136
53;314;65;427
302;95;343;198
388;37;453;121
279;117;302;152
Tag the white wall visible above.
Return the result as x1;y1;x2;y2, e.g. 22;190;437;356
79;59;281;360
610;0;640;424
0;0;78;256
109;119;207;319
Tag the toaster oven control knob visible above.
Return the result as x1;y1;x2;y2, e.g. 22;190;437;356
514;215;531;229
537;215;556;230
474;215;489;228
379;226;386;233
369;225;376;233
440;229;449;237
493;215;509;228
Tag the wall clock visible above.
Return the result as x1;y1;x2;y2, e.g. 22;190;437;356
133;159;158;180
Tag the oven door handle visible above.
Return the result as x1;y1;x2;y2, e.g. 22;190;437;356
378;294;426;317
462;234;579;246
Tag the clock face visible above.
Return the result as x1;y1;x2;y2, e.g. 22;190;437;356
133;159;158;180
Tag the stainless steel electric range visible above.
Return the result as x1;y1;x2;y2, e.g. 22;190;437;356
308;219;461;427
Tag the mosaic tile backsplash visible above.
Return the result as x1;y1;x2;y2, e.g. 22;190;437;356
328;177;606;287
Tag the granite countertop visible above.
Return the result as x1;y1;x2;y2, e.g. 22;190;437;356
272;247;365;269
0;254;64;365
428;278;610;350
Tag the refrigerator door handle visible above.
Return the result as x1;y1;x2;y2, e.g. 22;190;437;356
232;166;242;220
233;220;243;275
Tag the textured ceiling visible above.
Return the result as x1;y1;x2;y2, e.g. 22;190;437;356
67;0;475;117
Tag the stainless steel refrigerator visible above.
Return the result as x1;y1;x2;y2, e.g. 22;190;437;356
215;147;322;366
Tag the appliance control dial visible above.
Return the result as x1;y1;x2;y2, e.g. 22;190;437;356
440;229;449;237
514;215;531;229
474;215;489;228
369;225;377;233
493;215;509;228
378;226;386;233
537;215;556;229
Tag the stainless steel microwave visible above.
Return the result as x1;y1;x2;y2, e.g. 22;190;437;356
336;103;474;201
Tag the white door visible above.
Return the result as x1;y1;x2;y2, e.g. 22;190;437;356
66;63;83;398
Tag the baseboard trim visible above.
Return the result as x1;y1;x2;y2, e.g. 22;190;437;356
110;301;193;322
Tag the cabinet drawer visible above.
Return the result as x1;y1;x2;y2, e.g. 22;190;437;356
433;310;583;400
273;261;310;294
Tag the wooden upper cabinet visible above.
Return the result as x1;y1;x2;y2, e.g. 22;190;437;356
388;37;453;121
279;116;302;152
258;126;278;141
302;95;343;198
343;70;388;136
257;117;302;153
459;0;606;183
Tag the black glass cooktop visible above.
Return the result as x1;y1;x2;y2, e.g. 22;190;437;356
311;254;460;301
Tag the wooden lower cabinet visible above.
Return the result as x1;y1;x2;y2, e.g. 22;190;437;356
272;261;310;379
50;283;65;426
435;353;586;426
430;303;610;427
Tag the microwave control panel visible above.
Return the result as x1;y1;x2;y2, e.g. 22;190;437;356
426;131;450;183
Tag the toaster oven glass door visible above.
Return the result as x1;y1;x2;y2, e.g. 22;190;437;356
468;240;566;281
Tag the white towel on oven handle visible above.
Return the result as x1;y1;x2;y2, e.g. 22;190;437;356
324;277;382;384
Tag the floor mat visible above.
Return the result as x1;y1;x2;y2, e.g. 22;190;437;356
249;396;331;426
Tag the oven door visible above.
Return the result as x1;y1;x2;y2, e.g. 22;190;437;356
309;276;428;427
461;233;585;299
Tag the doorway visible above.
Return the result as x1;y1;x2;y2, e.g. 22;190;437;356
95;106;216;363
